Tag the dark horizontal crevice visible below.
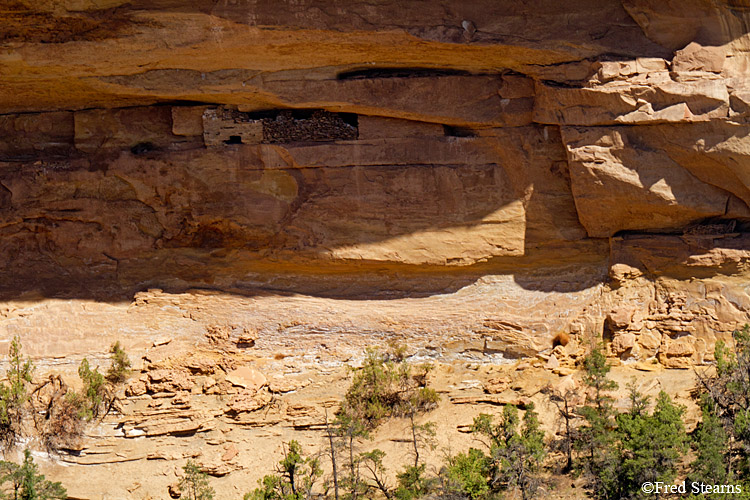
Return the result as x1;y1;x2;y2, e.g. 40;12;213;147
612;218;750;238
337;67;474;80
0;152;79;163
130;142;156;155
0;101;211;118
541;79;581;89
597;51;660;62
443;125;477;137
151;99;217;108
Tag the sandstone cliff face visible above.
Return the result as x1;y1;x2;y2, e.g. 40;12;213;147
1;0;750;497
2;0;749;355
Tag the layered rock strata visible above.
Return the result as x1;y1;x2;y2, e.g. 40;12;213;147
2;1;750;496
2;0;750;362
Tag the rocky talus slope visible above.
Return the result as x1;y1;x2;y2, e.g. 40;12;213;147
1;0;750;497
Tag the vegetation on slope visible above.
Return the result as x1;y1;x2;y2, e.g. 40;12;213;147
244;331;750;500
5;327;750;499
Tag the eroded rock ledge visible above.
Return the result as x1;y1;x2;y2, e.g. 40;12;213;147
2;0;750;362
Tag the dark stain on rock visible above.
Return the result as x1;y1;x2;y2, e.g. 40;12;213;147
0;3;149;43
0;182;12;209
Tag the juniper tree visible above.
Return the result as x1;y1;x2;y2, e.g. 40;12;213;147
0;337;34;446
248;441;321;500
470;403;546;500
341;347;438;429
696;324;750;484
440;447;492;500
576;344;619;500
0;449;66;500
394;462;435;500
179;460;215;500
617;389;687;499
105;341;131;385
335;346;439;500
691;395;729;487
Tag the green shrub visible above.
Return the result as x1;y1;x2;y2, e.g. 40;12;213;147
441;448;492;500
395;464;432;500
71;358;107;420
471;403;546;500
617;389;687;499
692;395;729;486
0;449;66;500
105;341;131;385
246;440;321;500
0;336;34;446
341;346;439;430
179;460;215;500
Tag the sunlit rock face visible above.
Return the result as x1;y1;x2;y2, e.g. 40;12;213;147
5;1;750;497
2;0;750;377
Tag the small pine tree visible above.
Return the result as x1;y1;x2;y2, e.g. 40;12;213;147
0;449;66;500
617;389;687;499
332;346;439;500
336;412;369;500
19;449;67;500
0;336;34;445
0;459;23;499
179;460;215;500
105;341;131;385
359;449;392;499
393;417;437;500
72;358;106;420
247;441;321;500
441;448;492;500
470;403;546;500
496;404;546;500
582;344;619;413
691;395;729;486
576;343;620;500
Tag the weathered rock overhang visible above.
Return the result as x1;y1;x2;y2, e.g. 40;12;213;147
2;0;750;366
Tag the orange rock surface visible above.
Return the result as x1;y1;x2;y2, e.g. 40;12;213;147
1;0;750;497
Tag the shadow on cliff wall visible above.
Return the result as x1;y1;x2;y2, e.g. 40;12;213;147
0;109;606;301
0;111;745;302
0;177;609;301
0;251;611;303
2;0;750;302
